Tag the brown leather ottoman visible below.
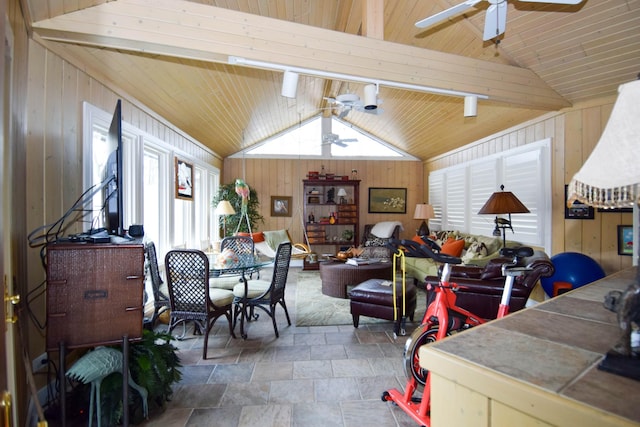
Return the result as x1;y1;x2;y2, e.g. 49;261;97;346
319;261;393;298
349;278;417;335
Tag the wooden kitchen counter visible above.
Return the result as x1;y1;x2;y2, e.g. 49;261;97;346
420;267;640;427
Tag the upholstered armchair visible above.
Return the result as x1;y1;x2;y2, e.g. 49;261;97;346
359;222;403;260
423;249;555;320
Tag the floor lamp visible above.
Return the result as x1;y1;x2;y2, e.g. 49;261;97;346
478;185;529;248
216;200;236;238
567;78;640;378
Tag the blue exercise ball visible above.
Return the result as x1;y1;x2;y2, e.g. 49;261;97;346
540;252;606;297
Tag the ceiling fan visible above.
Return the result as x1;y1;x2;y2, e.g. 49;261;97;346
415;0;583;41
324;93;383;119
322;132;358;147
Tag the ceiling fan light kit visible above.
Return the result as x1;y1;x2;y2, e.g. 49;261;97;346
415;0;584;41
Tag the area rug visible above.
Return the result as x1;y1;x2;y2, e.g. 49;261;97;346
294;270;427;327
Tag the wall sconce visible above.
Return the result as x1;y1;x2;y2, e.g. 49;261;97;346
464;95;478;117
281;70;299;98
414;203;435;236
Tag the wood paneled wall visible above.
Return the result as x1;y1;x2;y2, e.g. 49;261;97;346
18;37;223;390
425;97;632;276
222;158;424;243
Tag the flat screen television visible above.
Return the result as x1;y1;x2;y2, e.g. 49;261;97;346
104;99;124;236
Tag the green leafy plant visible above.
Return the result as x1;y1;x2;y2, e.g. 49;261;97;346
212;182;264;237
80;329;182;425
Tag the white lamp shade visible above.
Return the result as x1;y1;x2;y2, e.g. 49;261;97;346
216;200;236;215
337;188;348;197
364;84;378;110
464;96;478;117
568;79;640;208
281;70;299;98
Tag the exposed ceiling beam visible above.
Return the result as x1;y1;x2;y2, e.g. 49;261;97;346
31;0;570;110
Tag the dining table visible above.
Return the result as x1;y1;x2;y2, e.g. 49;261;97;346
208;252;273;339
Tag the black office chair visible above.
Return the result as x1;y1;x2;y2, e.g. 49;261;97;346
232;242;292;338
165;249;236;359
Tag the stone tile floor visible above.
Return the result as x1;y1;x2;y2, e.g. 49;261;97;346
141;267;422;427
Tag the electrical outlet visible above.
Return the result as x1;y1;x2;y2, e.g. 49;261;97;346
32;353;48;373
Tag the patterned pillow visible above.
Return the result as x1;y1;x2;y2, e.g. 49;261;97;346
364;233;389;247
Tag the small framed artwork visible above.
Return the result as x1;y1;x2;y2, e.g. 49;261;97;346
175;158;194;200
564;185;594;219
368;187;407;214
271;196;292;217
617;225;633;256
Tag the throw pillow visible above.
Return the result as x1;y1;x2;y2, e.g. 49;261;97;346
440;239;465;257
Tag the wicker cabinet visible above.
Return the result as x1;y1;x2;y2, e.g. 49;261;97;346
303;179;360;253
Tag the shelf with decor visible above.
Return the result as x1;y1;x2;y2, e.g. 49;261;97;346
303;179;360;254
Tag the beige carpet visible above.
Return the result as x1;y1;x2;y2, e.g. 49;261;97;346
294;270;427;328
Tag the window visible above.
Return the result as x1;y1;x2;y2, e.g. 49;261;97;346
235;115;415;160
428;139;551;252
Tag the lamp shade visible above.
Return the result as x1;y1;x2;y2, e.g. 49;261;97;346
414;204;435;220
478;186;529;215
337;188;348;197
216;200;236;215
567;79;640;208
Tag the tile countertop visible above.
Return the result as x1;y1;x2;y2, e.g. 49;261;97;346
420;267;640;427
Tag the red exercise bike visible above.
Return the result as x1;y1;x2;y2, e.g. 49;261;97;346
382;238;534;427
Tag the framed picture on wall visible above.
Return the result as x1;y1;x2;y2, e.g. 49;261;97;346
368;187;407;214
175;158;194;200
617;225;633;256
271;196;292;217
564;185;594;219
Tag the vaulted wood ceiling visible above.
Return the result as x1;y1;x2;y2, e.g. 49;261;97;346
25;0;640;161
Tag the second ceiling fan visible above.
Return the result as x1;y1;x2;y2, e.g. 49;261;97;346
415;0;583;41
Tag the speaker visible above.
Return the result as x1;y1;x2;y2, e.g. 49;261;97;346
129;224;145;237
46;243;145;351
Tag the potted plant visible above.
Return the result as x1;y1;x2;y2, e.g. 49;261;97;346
71;329;182;426
342;229;354;242
212;182;264;237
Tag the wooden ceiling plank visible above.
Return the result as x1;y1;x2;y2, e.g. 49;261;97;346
31;0;570;109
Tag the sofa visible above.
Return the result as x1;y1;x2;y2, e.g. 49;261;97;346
403;230;520;285
423;249;555;320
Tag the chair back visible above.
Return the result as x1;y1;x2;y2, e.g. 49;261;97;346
269;242;292;301
165;249;211;319
145;242;166;300
221;235;255;262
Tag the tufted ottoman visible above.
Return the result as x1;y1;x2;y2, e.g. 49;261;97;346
349;278;417;335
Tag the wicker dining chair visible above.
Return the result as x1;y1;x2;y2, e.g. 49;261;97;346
145;242;171;327
165;249;236;359
232;242;292;338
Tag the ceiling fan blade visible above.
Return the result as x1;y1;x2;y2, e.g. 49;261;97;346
483;1;507;41
340;138;358;143
520;0;583;4
415;0;482;29
333;141;348;148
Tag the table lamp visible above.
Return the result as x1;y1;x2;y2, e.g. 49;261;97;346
337;188;348;204
216;200;236;237
566;78;640;379
478;185;529;247
414;203;435;236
